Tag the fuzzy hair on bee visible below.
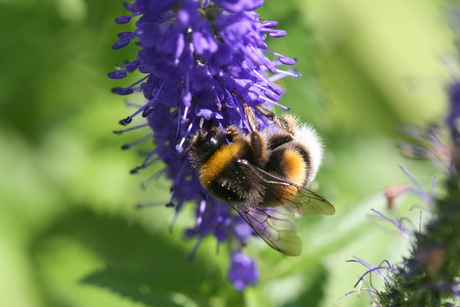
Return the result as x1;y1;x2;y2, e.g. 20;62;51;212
187;105;334;256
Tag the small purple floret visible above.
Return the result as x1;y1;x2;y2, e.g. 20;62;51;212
115;16;133;24
228;251;260;290
108;71;127;79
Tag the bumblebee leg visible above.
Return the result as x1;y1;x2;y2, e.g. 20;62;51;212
266;133;293;150
231;90;259;132
225;125;241;143
255;105;296;135
244;104;259;132
250;130;269;165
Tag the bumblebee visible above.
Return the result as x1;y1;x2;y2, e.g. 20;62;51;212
188;105;335;256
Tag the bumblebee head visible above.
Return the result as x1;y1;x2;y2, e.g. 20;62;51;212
188;125;227;170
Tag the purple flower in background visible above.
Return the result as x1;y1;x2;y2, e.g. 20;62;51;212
447;80;460;143
228;250;260;290
343;75;460;305
110;0;298;289
447;78;460;172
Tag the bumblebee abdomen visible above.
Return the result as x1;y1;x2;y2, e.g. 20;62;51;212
264;147;307;185
259;147;307;206
282;148;307;186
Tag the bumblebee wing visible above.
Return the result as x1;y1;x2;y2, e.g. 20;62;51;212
232;203;302;256
285;186;335;216
238;159;335;216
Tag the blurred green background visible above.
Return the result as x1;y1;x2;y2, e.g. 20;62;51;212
0;0;454;306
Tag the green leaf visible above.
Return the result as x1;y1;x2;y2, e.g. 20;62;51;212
31;208;243;307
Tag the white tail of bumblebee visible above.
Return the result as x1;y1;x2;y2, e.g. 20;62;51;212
295;124;323;186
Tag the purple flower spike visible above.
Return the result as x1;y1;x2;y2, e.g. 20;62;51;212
111;0;298;289
447;81;460;130
447;80;460;154
213;0;263;13
228;250;260;290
